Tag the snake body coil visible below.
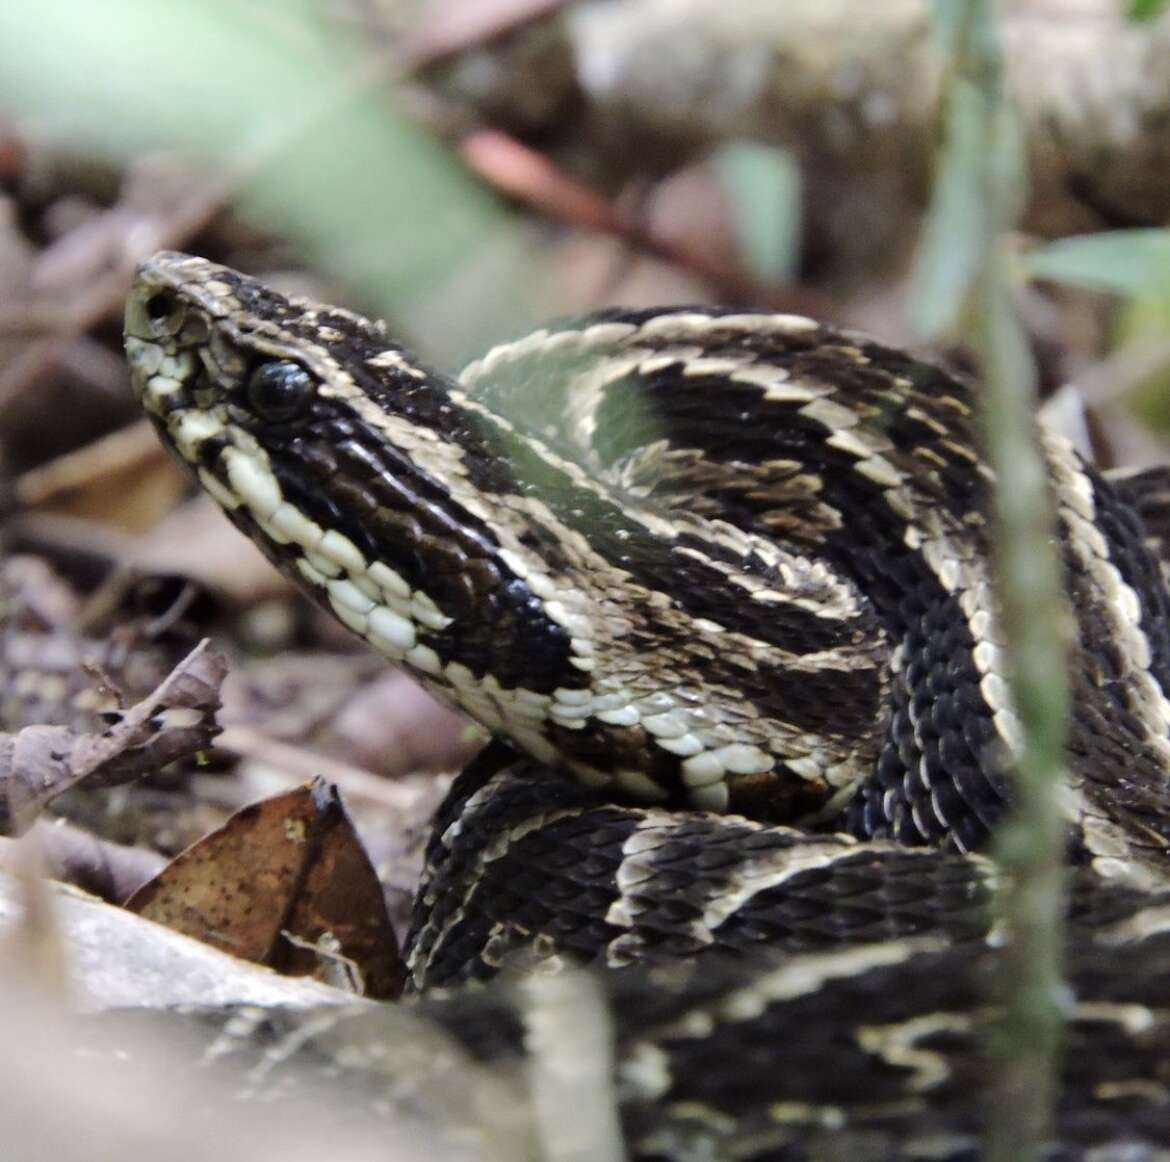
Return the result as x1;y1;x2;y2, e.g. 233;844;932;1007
125;253;1170;1157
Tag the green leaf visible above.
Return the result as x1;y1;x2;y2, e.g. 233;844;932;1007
1128;0;1169;21
1115;294;1170;432
712;142;801;284
907;80;988;338
910;1;1025;342
1025;230;1170;297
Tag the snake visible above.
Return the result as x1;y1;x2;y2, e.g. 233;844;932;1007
123;251;1170;1158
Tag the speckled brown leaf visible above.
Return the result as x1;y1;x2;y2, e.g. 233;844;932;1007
0;639;225;835
124;778;402;1000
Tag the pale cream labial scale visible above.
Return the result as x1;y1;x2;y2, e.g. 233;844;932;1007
133;346;198;415
179;423;461;690
125;336;163;378
208;433;581;754
147;404;242;526
222;445;281;519
140;374;184;409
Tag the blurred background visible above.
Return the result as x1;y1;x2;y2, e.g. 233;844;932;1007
0;0;1168;1002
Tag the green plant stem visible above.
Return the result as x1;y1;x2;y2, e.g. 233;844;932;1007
974;259;1070;1161
913;1;1072;1155
949;4;1071;1158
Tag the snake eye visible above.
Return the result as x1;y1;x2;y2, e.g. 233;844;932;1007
245;361;316;422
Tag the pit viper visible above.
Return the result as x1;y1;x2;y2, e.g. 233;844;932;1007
123;252;1170;1159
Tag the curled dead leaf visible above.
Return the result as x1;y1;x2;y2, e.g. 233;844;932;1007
0;640;225;835
125;778;402;1000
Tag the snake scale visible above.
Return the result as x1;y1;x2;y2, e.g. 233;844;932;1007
123;252;1170;1159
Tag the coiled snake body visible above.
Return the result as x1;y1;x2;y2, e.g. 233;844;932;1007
125;253;1170;1158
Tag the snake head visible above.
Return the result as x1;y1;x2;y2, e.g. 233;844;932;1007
124;250;556;702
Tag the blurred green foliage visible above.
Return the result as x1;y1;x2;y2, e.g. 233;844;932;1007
712;142;801;284
1117;295;1170;433
1129;0;1170;21
910;1;1026;340
1027;230;1170;433
1026;229;1170;297
0;0;536;357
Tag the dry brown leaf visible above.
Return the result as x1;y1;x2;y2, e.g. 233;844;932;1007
0;640;225;835
16;419;185;531
324;670;481;776
125;778;403;1000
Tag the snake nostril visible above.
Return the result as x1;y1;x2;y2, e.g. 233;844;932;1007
145;290;176;322
136;287;189;340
